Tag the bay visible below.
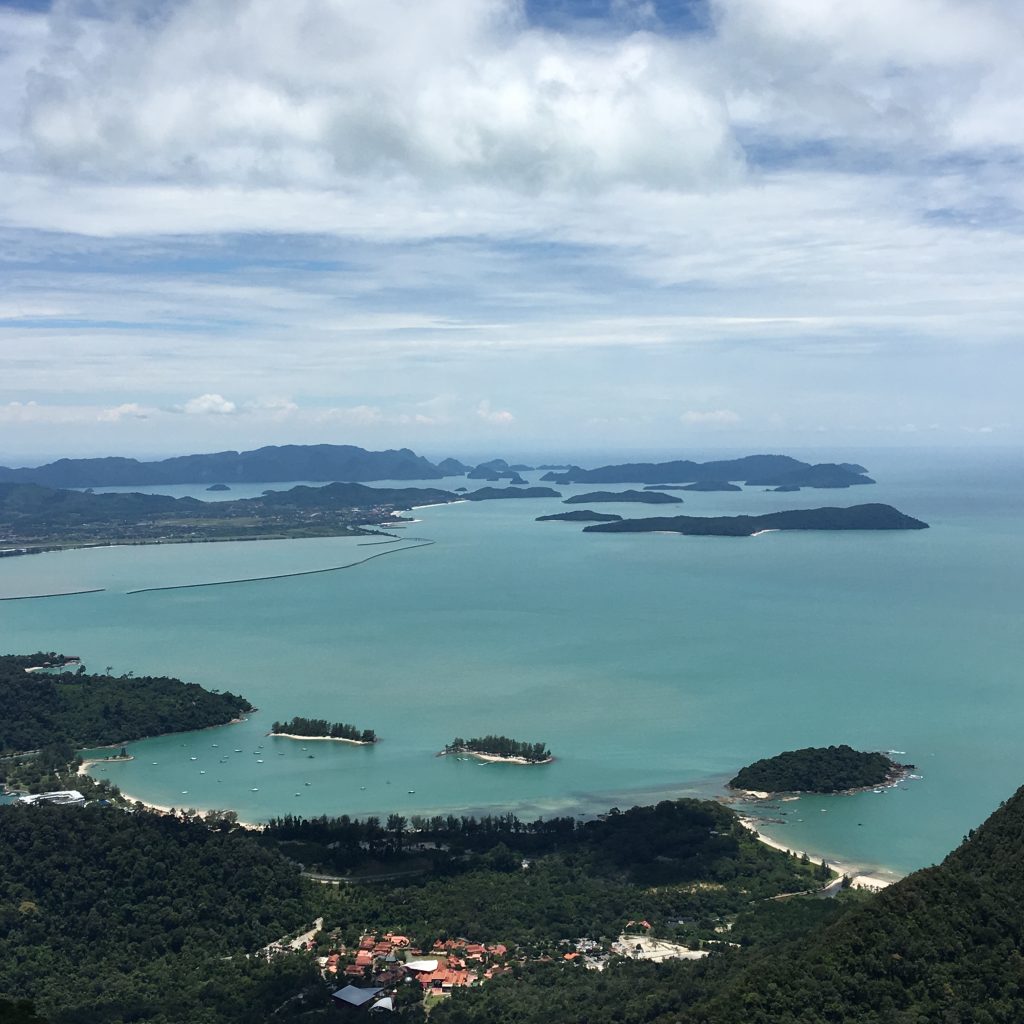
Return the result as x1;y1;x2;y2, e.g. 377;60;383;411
2;447;1022;880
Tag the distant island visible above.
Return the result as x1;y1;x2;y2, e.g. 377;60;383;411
729;744;913;795
464;487;561;501
205;483;231;491
269;717;377;744
542;455;874;488
564;490;683;505
0;480;458;551
536;510;623;523
583;504;929;536
677;481;743;492
442;735;553;764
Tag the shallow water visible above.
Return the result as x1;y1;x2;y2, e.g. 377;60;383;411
3;448;1022;878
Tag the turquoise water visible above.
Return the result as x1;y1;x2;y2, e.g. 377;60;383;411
2;449;1022;880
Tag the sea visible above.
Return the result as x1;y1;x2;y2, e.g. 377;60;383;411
2;447;1022;881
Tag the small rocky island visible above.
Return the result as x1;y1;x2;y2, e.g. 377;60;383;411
583;504;928;536
676;481;743;492
205;483;231;492
441;735;553;764
536;510;623;523
729;744;913;795
565;490;683;505
269;717;378;744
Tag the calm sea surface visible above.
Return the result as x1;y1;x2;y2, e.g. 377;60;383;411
2;449;1022;879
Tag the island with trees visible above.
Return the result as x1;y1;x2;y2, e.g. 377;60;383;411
442;735;553;764
564;490;683;505
269;717;377;744
729;744;913;795
583;504;928;536
536;510;623;523
463;487;561;500
542;454;875;488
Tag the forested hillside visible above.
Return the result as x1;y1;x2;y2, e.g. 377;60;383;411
432;785;1024;1024
0;805;320;1024
0;654;253;753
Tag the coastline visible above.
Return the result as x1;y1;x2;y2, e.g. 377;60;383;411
441;749;554;766
116;788;262;829
268;732;374;745
738;814;896;891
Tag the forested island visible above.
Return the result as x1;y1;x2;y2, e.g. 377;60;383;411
269;718;377;744
583;504;928;536
0;480;457;551
542;455;874;488
463;487;561;500
729;745;912;794
565;490;683;505
536;510;623;523
442;736;553;764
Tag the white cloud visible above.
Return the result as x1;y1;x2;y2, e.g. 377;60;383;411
97;402;153;421
681;409;741;425
476;400;515;425
181;393;237;415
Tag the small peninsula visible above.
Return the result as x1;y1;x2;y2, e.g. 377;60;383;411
536;510;623;523
583;503;929;536
729;744;913;795
442;735;553;764
269;717;377;744
565;490;683;505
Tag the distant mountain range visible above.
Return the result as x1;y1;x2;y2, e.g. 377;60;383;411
0;445;875;490
0;445;455;488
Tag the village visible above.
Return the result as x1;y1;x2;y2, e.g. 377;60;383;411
268;922;713;1014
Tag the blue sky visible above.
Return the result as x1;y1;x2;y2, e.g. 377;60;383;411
1;0;1023;461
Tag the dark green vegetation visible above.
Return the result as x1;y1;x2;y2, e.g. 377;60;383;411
0;480;456;549
0;443;456;487
0;805;320;1024
463;487;561;501
564;489;683;505
584;503;928;536
0;653;252;756
270;717;377;743
730;745;908;794
444;736;552;762
8;778;1024;1023
536;510;623;523
205;483;231;491
542;455;873;488
267;799;826;936
428;784;1024;1024
467;460;530;483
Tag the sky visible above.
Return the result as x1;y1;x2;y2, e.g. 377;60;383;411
1;0;1023;463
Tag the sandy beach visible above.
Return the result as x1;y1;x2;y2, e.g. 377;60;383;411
442;749;554;766
738;814;895;891
116;788;262;829
268;733;374;745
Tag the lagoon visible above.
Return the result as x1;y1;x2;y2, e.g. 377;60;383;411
2;448;1023;880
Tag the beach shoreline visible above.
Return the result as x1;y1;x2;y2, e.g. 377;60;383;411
268;732;374;745
738;813;896;891
440;749;554;766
